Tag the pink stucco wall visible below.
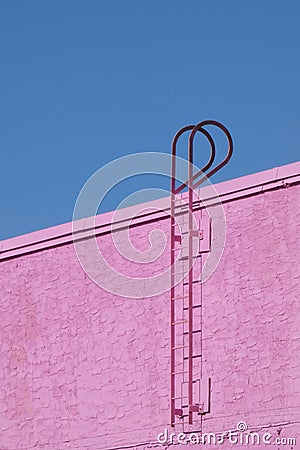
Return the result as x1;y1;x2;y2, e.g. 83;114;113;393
0;163;299;450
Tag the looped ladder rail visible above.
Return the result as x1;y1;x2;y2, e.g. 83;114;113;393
170;120;233;427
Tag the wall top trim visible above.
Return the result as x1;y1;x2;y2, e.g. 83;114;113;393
1;161;299;260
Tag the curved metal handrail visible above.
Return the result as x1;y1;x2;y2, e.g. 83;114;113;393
188;120;233;190
171;125;216;195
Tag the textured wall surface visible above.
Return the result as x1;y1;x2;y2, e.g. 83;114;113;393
0;182;299;450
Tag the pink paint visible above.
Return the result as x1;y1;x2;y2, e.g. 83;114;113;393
0;162;299;449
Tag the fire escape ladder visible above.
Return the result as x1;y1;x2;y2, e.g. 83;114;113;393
170;121;233;427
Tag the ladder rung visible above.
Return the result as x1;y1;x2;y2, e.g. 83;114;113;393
179;380;200;386
183;304;201;310
172;295;189;300
179;257;199;262
183;279;200;285
183;354;202;360
172;395;188;400
171;223;188;227
183;329;201;335
172;320;188;325
171;370;188;375
171;249;198;254
172;345;188;350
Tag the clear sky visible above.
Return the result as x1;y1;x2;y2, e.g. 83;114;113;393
1;1;299;239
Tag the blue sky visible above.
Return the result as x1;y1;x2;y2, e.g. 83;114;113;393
1;1;299;239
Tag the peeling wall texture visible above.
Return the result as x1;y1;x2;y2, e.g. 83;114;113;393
0;162;299;450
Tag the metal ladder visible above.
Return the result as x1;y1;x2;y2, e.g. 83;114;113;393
170;121;233;427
